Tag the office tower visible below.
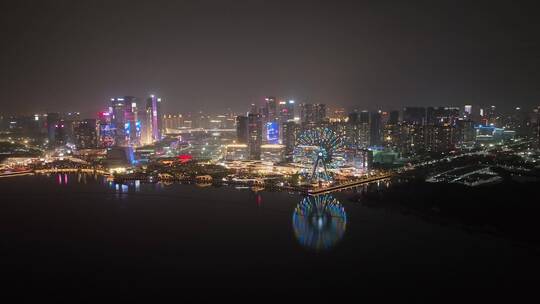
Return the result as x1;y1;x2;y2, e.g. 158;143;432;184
236;115;248;144
456;119;476;145
142;101;153;145
464;105;473;118
278;99;295;123
248;113;262;160
110;97;127;146
486;105;498;126
98;111;114;147
145;95;163;143
266;121;279;144
123;97;140;146
369;111;383;147
73;119;98;149
54;120;67;147
403;107;426;125
46;112;60;146
300;103;327;125
264;97;277;122
388;111;399;125
282;121;298;160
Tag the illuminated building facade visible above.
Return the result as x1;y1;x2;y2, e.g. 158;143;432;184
146;95;163;142
266;121;279;144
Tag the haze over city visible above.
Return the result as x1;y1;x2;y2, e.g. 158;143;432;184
2;0;540;115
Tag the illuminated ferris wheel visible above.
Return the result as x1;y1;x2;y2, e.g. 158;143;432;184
294;127;344;182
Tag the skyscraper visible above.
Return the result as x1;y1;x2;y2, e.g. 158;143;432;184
403;107;426;125
147;95;162;142
248;113;262;160
300;103;326;125
264;97;277;122
46;112;60;147
144;95;163;143
236;115;248;144
369;111;383;147
282;121;298;160
110;97;127;146
73;119;98;149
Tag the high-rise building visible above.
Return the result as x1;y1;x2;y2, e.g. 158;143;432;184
403;107;426;125
73;119;98;149
98;111;114;147
266;121;279;144
397;124;425;155
425;125;455;152
264;97;277;122
146;95;163;142
54;119;67;147
456;119;476;145
300;103;326;125
463;105;473;118
369;111;383;147
110;97;127;146
427;107;460;126
359;110;370;124
383;111;400;150
281;121;298;160
123;97;140;146
388;111;399;125
236;115;248;144
46;112;60;147
248;113;262;160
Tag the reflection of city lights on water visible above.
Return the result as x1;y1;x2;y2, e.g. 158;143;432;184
292;194;347;251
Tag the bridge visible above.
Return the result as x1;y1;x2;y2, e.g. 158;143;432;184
307;173;394;195
0;170;35;178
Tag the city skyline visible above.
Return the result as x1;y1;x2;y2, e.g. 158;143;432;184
2;1;540;292
2;0;540;115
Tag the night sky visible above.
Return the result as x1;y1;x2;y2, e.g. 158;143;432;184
2;0;540;116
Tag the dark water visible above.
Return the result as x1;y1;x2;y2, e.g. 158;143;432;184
0;174;538;292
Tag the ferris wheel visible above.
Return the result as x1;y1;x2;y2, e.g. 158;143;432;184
294;127;344;182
